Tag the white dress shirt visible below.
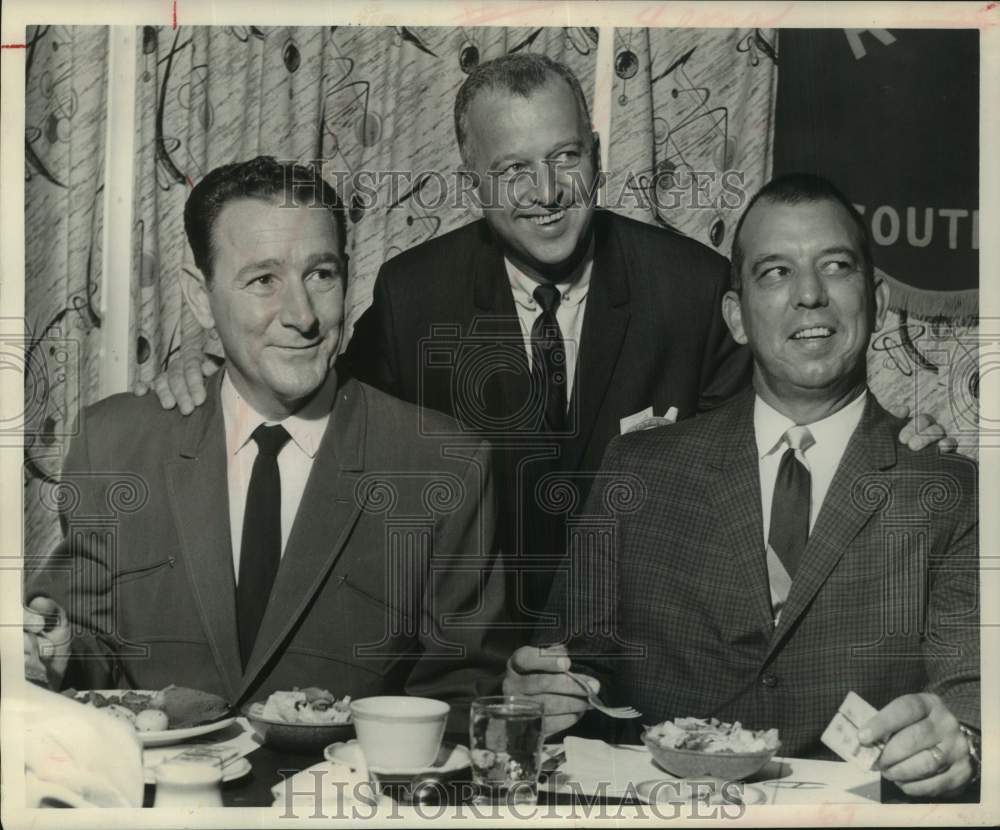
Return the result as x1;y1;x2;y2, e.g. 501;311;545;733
754;391;867;617
504;243;593;407
221;372;336;582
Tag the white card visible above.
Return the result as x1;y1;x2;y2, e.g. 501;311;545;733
821;691;883;770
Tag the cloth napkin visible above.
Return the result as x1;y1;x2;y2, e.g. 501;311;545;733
271;743;389;814
20;682;144;808
562;737;662;798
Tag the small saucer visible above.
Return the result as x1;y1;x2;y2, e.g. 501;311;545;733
144;757;251;786
325;740;470;780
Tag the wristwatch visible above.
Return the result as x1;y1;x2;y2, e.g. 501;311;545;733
958;724;981;784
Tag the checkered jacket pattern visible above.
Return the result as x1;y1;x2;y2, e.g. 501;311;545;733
544;389;979;757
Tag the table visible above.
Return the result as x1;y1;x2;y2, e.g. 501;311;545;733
140;727;979;809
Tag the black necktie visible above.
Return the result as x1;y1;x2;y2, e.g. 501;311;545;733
237;423;291;668
767;426;814;580
531;283;567;432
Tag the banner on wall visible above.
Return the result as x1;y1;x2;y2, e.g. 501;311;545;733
772;28;978;318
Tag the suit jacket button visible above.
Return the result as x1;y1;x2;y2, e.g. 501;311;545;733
760;672;778;688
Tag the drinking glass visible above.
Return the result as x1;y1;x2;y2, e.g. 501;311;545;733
469;696;544;806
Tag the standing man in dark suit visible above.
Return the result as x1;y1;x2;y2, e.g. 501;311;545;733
505;174;980;798
342;53;746;624
148;55;947;631
24;157;506;722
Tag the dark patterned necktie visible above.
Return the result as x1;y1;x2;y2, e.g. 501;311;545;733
531;283;567;432
767;426;814;580
237;423;291;668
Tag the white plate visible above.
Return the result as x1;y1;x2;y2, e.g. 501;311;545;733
71;690;234;747
143;757;251;785
139;717;236;747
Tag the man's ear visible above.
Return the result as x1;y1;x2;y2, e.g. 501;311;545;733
871;274;890;333
179;266;216;331
722;290;748;345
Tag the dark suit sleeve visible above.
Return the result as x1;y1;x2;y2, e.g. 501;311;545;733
924;465;980;729
340;265;401;397
403;438;508;727
537;437;627;675
24;407;117;689
696;261;752;413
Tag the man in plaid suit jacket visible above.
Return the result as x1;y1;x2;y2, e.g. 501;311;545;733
506;174;980;798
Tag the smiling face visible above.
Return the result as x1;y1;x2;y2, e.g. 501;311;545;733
463;77;598;283
185;198;346;419
722;198;888;417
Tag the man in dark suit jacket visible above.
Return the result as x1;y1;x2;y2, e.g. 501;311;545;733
24;158;506;723
506;174;980;798
340;53;750;623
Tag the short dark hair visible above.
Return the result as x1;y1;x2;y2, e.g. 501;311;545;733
183;156;347;281
729;173;873;292
454;53;592;167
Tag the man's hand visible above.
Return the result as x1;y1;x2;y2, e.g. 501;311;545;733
133;354;221;415
859;692;973;797
23;596;71;690
503;645;595;736
891;404;957;453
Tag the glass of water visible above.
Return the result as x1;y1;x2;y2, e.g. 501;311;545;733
469;696;544;805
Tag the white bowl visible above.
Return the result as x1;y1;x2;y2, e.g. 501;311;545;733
350;697;449;770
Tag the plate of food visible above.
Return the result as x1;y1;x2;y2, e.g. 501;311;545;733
65;686;234;747
641;717;780;781
243;687;354;753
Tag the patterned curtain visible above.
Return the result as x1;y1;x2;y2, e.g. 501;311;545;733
605;28;778;254
132;25;599;384
23;25;108;558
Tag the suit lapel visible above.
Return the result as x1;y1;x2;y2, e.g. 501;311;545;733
767;397;899;657
704;391;776;637
563;212;631;471
237;378;367;698
164;374;242;701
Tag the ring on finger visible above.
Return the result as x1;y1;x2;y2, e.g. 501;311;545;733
926;745;947;773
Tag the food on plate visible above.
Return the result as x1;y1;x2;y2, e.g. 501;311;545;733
64;685;229;732
260;687;352;724
645;717;779;754
135;708;169;732
103;703;138;726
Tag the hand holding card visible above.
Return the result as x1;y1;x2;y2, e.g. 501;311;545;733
824;691;975;798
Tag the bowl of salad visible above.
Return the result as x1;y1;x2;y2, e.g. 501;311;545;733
243;687;354;754
641;717;780;780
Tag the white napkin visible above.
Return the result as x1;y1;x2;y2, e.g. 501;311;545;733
563;737;661;797
143;716;260;771
20;683;144;808
271;748;388;815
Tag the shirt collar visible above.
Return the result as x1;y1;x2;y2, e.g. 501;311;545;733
754;390;868;460
504;240;594;311
221;371;336;459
